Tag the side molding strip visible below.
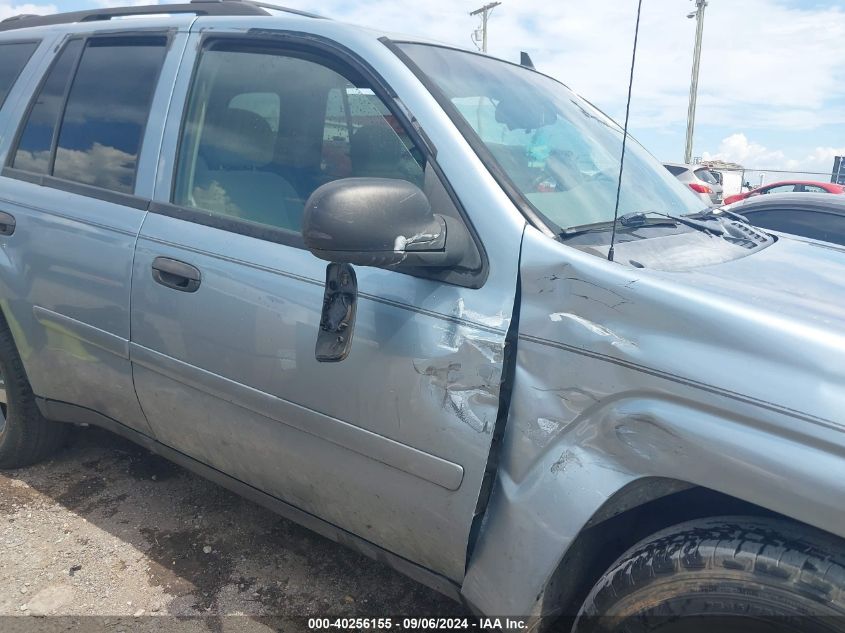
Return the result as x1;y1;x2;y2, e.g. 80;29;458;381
32;306;129;359
129;343;465;491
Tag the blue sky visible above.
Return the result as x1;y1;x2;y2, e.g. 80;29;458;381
4;0;844;180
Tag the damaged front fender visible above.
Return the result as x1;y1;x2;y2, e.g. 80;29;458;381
462;226;845;621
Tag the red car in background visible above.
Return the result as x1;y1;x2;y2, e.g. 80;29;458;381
723;180;845;205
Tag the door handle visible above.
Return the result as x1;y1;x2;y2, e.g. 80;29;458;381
0;211;16;236
151;257;201;293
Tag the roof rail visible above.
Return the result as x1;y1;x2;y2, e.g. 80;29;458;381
0;0;325;33
229;0;326;19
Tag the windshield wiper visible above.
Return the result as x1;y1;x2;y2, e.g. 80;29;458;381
689;207;750;224
561;212;677;238
561;210;723;239
646;210;725;236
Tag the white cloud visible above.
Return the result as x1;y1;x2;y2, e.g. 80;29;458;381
4;0;842;174
277;0;845;131
14;143;136;191
702;133;787;167
0;2;55;20
0;0;158;20
703;133;844;178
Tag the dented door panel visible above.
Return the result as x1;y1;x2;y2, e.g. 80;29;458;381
130;23;528;582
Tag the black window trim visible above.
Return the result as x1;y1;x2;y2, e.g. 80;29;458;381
0;38;42;110
3;30;173;205
46;36;85;177
157;30;488;288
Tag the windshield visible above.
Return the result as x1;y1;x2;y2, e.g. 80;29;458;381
397;44;708;231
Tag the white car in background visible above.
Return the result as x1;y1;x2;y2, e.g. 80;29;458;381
664;162;724;206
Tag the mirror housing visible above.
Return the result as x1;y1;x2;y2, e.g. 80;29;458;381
302;178;470;270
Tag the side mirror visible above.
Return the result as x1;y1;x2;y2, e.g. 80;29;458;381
302;178;470;270
302;178;472;363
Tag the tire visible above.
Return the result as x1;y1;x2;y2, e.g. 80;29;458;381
0;317;66;468
573;516;845;633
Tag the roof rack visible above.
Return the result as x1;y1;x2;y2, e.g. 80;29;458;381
0;0;325;33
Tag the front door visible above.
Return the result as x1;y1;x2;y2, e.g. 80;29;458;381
129;29;519;580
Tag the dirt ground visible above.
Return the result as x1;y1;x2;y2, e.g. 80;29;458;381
0;427;466;631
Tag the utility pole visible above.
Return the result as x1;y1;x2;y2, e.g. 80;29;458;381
470;2;501;53
684;0;708;164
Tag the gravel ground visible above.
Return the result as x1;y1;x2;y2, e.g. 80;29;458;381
0;426;465;631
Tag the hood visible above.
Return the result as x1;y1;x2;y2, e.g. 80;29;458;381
671;235;845;333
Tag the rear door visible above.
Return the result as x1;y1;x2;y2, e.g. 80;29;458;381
129;27;520;580
0;24;190;433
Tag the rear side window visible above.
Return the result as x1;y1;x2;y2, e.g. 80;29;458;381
11;36;167;195
694;168;717;184
664;165;687;176
0;41;39;109
11;39;82;174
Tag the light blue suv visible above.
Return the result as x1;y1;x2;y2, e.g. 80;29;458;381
0;2;844;630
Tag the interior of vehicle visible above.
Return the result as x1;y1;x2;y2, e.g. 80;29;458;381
174;44;426;234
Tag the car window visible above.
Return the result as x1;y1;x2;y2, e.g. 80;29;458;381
173;43;425;235
694;168;718;185
746;209;845;246
399;43;706;231
53;37;167;193
11;39;83;174
664;165;688;176
802;185;827;193
763;184;796;194
12;36;167;195
0;41;39;109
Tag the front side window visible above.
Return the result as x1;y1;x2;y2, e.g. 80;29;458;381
173;42;424;235
398;43;706;233
0;41;39;109
11;36;167;194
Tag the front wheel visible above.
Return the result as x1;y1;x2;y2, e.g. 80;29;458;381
574;516;845;633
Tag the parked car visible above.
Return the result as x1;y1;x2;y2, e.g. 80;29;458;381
726;192;845;247
2;3;845;630
663;162;723;205
723;179;845;205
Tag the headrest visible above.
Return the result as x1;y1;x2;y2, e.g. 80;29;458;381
350;124;409;177
200;108;274;170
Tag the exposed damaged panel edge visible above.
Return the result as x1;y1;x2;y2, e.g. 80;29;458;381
465;227;525;570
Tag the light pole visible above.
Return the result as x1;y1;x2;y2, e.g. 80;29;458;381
684;0;708;165
470;2;501;53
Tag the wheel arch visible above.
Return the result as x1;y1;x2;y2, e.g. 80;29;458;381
535;478;805;625
462;391;845;619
